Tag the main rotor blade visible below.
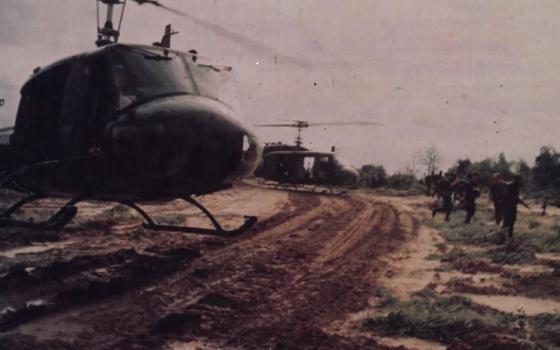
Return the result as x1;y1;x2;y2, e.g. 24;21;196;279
130;0;310;67
308;121;384;127
253;124;302;128
255;121;384;128
0;126;14;133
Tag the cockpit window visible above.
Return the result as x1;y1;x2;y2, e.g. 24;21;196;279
109;46;197;109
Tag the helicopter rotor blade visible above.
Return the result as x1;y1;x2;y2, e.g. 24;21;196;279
0;126;14;133
307;121;384;127
130;0;310;68
253;124;303;128
254;120;384;128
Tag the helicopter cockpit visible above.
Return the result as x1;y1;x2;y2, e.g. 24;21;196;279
109;46;198;110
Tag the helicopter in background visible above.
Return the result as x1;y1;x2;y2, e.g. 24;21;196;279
253;120;379;194
0;0;265;236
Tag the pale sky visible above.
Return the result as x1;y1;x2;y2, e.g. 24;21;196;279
1;0;559;173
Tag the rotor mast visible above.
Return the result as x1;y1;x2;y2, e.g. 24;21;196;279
96;0;127;47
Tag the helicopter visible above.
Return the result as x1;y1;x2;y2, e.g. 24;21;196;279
0;0;265;236
253;120;378;194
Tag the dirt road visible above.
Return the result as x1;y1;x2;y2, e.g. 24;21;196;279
0;185;414;349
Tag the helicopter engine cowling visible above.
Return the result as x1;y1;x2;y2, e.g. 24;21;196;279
107;94;262;198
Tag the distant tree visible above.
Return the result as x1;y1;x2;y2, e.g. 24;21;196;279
457;159;472;176
515;159;531;181
448;158;472;178
387;172;415;190
405;154;420;178
448;154;512;187
533;146;560;190
360;164;387;188
417;146;441;174
495;153;513;178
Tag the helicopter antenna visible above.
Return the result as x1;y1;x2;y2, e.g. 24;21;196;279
294;123;306;147
96;0;127;47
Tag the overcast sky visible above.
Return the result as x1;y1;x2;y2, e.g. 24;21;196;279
1;0;559;173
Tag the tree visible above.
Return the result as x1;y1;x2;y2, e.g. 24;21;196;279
360;164;387;188
515;159;532;190
533;146;560;190
417;146;442;175
449;158;472;178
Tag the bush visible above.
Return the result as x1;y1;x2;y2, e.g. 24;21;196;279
386;173;416;190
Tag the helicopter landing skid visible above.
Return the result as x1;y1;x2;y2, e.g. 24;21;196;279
120;197;257;237
0;194;83;230
0;193;256;236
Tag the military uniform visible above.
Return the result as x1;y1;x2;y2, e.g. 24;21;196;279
489;180;505;225
463;179;480;224
432;177;455;221
502;179;527;238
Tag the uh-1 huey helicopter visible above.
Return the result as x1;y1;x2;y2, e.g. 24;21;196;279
0;0;265;236
253;119;379;194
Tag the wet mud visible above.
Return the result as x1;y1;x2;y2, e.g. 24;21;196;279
0;185;412;349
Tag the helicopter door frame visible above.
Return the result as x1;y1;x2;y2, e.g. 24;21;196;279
50;55;116;193
11;63;72;190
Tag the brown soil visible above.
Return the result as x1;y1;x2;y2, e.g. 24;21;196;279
0;185;414;350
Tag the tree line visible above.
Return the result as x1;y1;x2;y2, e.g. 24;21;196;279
359;146;560;197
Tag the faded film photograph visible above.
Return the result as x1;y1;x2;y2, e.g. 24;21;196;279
1;1;560;349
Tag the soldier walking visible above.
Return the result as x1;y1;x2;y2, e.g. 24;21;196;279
424;171;434;197
489;172;505;225
502;175;529;238
432;173;456;221
431;171;444;197
463;172;481;224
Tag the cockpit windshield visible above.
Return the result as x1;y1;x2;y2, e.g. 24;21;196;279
109;46;197;109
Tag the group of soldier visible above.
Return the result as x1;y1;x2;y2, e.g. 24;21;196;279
425;171;529;239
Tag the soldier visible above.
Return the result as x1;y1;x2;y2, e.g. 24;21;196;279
502;175;529;238
489;172;505;225
463;172;481;224
431;170;444;197
432;173;457;221
424;171;434;197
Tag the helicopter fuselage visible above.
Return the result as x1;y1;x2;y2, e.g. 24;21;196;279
256;150;358;187
7;43;262;201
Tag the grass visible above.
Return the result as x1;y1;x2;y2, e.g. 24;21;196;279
364;193;560;348
425;206;560;265
364;294;520;344
531;314;560;348
364;292;559;349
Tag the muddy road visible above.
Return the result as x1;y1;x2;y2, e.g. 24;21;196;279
0;185;414;350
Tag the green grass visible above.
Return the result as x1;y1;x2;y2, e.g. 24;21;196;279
364;295;520;344
364;293;560;349
425;208;560;264
530;314;560;348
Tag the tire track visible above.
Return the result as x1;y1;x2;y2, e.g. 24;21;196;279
0;189;415;350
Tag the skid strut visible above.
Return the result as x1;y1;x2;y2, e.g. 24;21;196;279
121;196;257;236
0;194;86;230
1;193;45;217
0;193;256;236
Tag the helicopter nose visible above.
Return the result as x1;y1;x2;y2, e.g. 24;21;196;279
111;119;187;178
340;167;359;186
109;97;262;188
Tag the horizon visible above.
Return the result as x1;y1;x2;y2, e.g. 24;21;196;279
1;1;559;173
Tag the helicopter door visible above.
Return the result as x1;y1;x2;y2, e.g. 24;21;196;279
11;64;71;188
312;156;334;183
51;57;114;192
